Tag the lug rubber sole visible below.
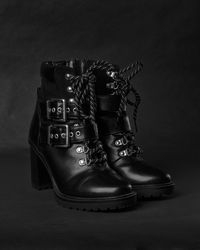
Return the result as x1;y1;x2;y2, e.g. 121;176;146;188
133;182;175;200
55;192;137;211
29;144;137;211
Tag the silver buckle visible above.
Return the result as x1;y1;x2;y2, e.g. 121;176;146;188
47;99;66;121
48;124;69;147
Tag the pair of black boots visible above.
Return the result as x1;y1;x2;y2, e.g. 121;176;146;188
28;59;175;211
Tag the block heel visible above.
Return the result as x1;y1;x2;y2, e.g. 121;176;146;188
30;147;52;190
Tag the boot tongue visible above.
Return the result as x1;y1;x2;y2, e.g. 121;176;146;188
66;59;95;75
40;59;96;99
48;59;94;97
41;59;119;98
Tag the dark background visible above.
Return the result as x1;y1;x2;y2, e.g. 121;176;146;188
0;0;200;249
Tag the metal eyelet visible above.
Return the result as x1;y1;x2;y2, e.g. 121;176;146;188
79;159;86;166
106;71;118;79
52;107;56;113
76;146;84;154
69;132;74;137
57;107;62;113
65;73;73;80
67;86;73;92
115;139;123;146
73;107;78;112
119;149;129;157
76;131;81;137
61;133;66;138
66;107;70;113
54;134;59;139
115;138;128;147
119;151;124;157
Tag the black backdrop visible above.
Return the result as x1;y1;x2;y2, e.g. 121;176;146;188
0;0;200;249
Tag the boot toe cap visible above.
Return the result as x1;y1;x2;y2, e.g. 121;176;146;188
116;158;173;186
65;167;134;198
82;171;134;198
149;171;172;185
87;182;133;197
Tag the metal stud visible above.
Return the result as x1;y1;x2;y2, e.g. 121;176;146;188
69;98;75;103
50;134;54;139
67;86;73;92
74;123;79;127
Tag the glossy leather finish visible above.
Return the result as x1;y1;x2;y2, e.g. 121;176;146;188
95;70;174;197
28;60;135;207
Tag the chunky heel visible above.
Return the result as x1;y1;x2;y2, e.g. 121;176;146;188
30;148;52;190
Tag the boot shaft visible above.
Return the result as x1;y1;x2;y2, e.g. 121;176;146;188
29;59;99;147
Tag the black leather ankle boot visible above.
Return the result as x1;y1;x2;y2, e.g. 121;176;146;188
28;59;137;211
92;60;175;199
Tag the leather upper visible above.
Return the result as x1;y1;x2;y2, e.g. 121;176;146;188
29;60;133;198
95;76;172;186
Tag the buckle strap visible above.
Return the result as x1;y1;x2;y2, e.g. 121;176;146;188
39;123;97;148
48;124;69;147
47;99;66;121
40;99;79;122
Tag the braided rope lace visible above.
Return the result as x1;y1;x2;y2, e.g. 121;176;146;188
88;60;143;157
68;68;107;166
